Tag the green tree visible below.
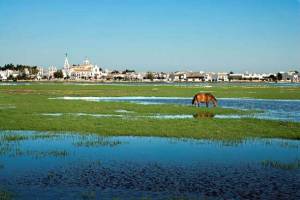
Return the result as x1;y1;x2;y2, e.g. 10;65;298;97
54;70;64;79
269;74;277;82
145;72;154;81
2;63;15;71
277;73;283;81
30;66;39;75
122;69;135;74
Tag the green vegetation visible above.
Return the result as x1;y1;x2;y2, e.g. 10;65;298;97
0;189;13;200
74;138;123;147
80;191;96;200
0;133;57;142
261;160;300;170
0;64;39;81
0;82;300;99
23;150;69;158
2;135;28;142
53;70;64;79
0;83;299;140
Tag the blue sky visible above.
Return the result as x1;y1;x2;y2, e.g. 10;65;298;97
0;0;299;72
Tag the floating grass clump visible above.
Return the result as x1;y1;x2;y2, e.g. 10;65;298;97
2;135;28;142
261;160;300;170
23;150;69;158
0;188;13;200
0;133;58;143
73;138;123;147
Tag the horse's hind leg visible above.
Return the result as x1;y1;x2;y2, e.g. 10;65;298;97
206;102;208;108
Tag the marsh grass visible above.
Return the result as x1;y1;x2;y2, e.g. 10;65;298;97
2;135;28;142
261;160;300;170
18;150;69;158
0;138;68;158
1;82;300;99
0;133;58;143
73;138;123;147
279;142;299;149
80;191;96;200
29;133;59;140
0;142;12;155
0;189;13;200
0;83;299;140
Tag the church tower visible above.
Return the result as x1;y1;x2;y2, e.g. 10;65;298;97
64;53;70;70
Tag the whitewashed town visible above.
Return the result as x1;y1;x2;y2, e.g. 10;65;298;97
0;54;299;83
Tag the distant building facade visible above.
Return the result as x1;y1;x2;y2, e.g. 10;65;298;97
62;54;105;79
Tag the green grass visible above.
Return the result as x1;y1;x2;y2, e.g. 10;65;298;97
2;135;28;142
0;82;300;99
261;160;300;170
0;83;299;140
74;138;123;147
0;189;13;200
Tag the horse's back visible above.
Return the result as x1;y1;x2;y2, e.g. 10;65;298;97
195;93;208;102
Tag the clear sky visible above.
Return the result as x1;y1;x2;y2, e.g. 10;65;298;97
0;0;299;72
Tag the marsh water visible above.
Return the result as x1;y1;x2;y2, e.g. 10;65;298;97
57;96;300;122
0;131;299;199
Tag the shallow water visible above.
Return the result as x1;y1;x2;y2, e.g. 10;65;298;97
41;112;243;120
54;96;300;122
0;131;299;199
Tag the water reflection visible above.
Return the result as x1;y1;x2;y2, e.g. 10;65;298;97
193;112;215;119
0;131;299;199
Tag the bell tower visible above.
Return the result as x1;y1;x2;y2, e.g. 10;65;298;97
64;53;70;70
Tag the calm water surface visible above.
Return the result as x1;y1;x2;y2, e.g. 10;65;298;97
0;131;299;199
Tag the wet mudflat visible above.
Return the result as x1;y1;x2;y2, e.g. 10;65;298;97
0;131;299;199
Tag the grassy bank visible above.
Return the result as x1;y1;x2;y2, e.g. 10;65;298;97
0;83;300;140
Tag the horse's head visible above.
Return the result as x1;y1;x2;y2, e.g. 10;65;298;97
209;94;217;107
212;99;218;107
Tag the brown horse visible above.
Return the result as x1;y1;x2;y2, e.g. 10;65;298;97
192;93;217;107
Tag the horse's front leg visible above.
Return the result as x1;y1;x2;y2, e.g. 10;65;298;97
206;102;208;108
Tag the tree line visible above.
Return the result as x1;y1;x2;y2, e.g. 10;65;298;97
0;63;39;80
0;63;39;74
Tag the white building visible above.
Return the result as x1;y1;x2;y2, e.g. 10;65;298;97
205;72;218;82
170;72;187;82
62;54;103;79
62;53;71;78
217;72;229;82
0;70;19;80
44;66;57;79
186;72;204;82
37;67;44;80
0;71;7;80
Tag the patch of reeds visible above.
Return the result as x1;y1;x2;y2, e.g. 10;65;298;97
261;160;300;170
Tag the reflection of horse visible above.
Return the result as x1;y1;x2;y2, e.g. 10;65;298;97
193;112;215;119
192;93;217;107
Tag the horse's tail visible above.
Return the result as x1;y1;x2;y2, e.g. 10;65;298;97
192;95;197;105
